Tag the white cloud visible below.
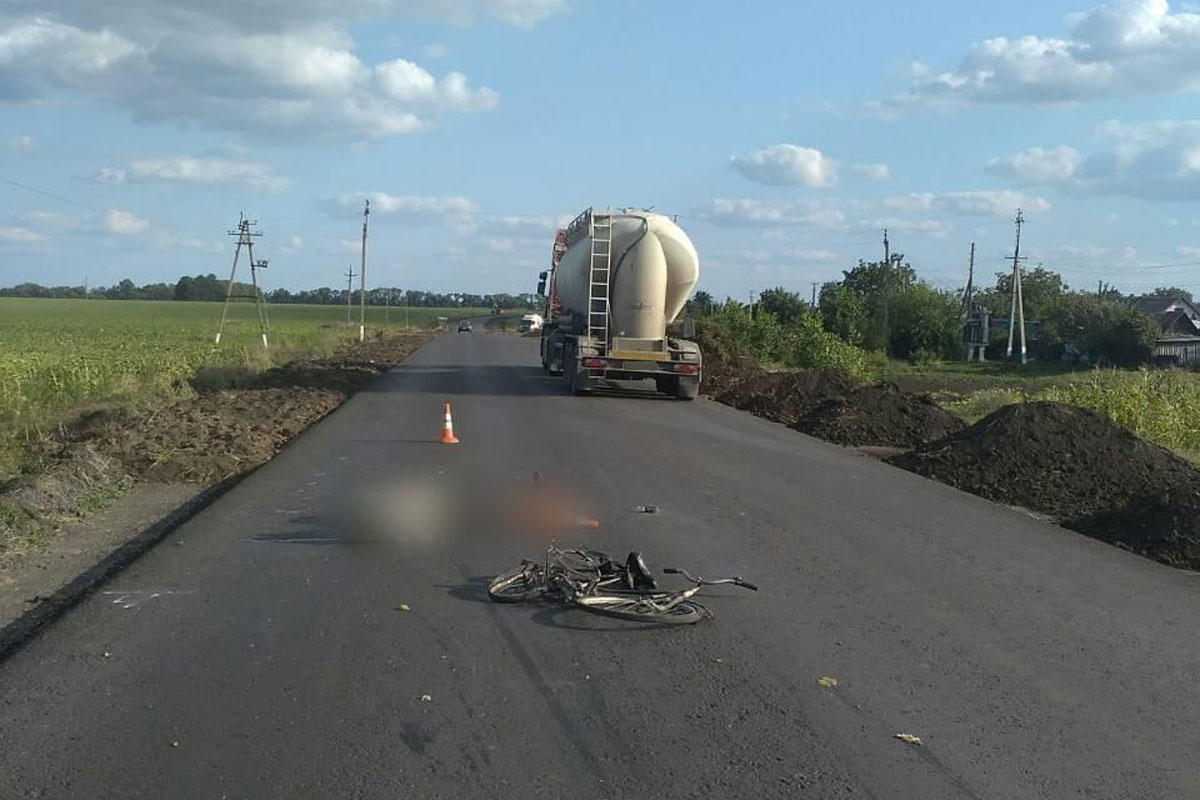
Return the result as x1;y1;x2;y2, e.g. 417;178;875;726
884;190;1050;216
422;42;448;59
987;146;1082;182
104;209;149;234
336;192;477;220
110;156;289;192
881;0;1200;109
989;120;1200;200
0;225;44;243
25;210;71;230
483;237;515;252
863;217;954;237
1178;245;1200;257
851;163;890;181
779;248;841;262
279;234;304;255
1048;244;1141;263
701;198;846;228
4;135;37;152
339;238;361;253
404;0;567;27
95;167;127;183
729;144;837;187
0;4;514;140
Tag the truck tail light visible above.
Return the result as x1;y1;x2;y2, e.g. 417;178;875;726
582;357;609;368
673;363;699;375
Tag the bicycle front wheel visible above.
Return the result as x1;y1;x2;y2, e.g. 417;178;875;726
488;564;546;603
574;594;708;625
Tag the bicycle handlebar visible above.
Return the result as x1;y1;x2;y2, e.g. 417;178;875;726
663;567;758;591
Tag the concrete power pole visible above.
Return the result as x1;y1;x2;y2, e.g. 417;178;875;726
882;228;890;265
359;198;369;342
215;213;269;349
960;242;975;320
1004;208;1028;365
344;267;356;325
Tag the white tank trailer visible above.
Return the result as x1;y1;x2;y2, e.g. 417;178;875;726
537;208;702;399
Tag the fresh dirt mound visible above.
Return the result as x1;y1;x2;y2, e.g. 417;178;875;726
1070;491;1200;570
700;352;761;398
793;383;965;447
889;401;1200;569
715;369;860;425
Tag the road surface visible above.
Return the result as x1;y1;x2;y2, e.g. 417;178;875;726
1;330;1198;799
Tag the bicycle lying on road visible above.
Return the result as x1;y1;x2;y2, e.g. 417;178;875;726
487;545;758;625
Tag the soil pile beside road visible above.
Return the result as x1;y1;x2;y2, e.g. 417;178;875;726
715;369;860;425
793;383;965;447
703;354;961;448
889;401;1200;569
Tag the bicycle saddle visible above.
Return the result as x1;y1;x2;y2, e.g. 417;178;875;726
625;551;658;591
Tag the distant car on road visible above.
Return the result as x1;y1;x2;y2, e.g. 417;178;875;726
458;320;473;332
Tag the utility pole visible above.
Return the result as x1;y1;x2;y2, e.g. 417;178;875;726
882;228;890;265
358;198;369;342
811;281;819;307
215;213;269;349
960;242;976;320
344;267;356;325
1004;208;1027;365
384;287;390;327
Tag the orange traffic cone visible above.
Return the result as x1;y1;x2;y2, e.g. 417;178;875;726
440;403;459;444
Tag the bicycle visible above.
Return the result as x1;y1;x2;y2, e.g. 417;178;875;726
488;547;758;625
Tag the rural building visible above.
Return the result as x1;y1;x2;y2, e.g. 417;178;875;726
1130;294;1200;336
1153;334;1200;366
1131;294;1200;364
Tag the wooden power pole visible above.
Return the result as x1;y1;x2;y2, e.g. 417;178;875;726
344;267;356;325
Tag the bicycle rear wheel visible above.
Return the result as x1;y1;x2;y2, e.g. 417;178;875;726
575;594;708;625
488;564;546;603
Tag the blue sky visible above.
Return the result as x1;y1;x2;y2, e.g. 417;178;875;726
3;0;1200;299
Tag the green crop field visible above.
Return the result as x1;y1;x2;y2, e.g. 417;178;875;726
0;298;482;463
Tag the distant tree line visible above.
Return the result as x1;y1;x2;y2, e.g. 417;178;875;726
685;260;1178;367
0;275;538;309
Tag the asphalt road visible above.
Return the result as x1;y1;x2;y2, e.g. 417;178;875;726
2;330;1198;800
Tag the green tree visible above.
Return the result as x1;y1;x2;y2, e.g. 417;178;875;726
757;286;809;325
839;258;917;351
1084;303;1158;367
1153;286;1194;302
983;266;1066;321
686;289;715;317
889;284;959;361
818;283;867;345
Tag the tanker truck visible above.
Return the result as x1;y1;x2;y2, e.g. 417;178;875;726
537;208;701;399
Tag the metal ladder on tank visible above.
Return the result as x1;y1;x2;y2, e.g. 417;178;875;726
587;210;612;354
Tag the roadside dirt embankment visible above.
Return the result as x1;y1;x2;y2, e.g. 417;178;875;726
0;334;429;561
705;352;1200;571
707;357;964;449
889;402;1200;570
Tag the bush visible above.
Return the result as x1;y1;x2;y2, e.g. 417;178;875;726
697;301;871;379
781;312;871;377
